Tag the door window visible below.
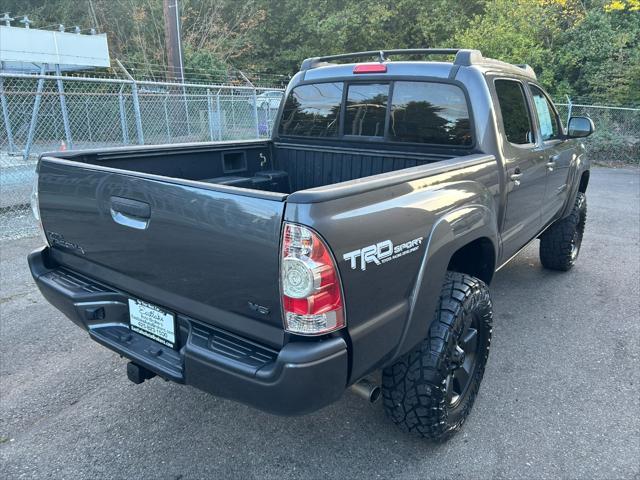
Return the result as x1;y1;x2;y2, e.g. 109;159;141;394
495;80;535;145
529;85;561;141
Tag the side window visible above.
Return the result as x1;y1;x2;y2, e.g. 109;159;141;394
529;85;561;141
344;83;389;137
495;79;535;145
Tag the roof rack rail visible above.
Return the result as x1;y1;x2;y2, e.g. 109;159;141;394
515;64;537;78
300;48;537;80
300;48;484;70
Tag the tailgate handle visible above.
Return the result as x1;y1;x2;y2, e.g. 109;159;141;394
110;196;151;229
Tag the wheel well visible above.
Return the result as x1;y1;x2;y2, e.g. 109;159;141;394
447;237;496;285
578;170;590;193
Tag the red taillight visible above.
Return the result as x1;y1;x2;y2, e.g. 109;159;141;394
280;223;345;335
353;63;387;74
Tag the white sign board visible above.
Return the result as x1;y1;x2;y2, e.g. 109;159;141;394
0;26;110;70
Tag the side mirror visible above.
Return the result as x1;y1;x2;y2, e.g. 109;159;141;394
567;116;594;138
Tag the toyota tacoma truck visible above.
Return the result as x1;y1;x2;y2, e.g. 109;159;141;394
28;48;594;441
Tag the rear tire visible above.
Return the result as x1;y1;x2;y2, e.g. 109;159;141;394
382;271;493;441
540;192;587;271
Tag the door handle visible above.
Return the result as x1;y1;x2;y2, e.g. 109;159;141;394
110;196;150;230
547;155;559;171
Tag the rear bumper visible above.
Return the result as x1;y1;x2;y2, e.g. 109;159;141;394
28;246;348;415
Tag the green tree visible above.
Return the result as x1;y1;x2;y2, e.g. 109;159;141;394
2;0;638;104
239;0;486;73
554;5;640;104
454;0;640;104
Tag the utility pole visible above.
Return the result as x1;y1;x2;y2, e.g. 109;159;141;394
163;0;184;83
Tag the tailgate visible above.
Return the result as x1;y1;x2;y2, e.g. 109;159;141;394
38;159;286;347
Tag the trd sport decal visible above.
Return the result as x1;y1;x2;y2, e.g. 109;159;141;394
343;237;424;271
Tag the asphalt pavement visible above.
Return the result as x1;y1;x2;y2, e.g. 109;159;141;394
1;167;638;479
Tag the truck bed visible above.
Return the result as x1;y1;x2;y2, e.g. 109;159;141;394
36;140;486;350
47;139;459;196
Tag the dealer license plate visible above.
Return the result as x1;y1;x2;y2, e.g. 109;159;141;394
128;298;176;348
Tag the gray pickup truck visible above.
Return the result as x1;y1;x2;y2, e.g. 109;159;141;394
28;48;594;440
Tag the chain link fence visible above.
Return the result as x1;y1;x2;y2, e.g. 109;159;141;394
555;102;640;165
1;73;638;240
0;72;284;239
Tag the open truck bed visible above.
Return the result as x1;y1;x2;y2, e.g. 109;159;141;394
47;139;458;196
35;139;482;348
32;138;487;415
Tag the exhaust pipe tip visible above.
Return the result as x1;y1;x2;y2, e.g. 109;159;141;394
369;384;382;403
350;378;381;404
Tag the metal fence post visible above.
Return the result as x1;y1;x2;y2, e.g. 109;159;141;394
231;89;236;137
116;60;144;145
0;62;16;153
252;88;260;137
566;95;573;124
118;86;129;144
164;92;171;142
183;87;191;137
216;91;222;140
206;89;214;141
55;64;73;149
24;64;46;159
84;96;93;142
266;106;271;138
131;81;144;145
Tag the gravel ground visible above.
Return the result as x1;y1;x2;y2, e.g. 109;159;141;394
1;167;638;480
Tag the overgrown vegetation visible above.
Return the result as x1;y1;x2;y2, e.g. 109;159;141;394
4;0;638;104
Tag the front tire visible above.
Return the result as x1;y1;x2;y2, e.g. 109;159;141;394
539;192;587;271
382;271;493;441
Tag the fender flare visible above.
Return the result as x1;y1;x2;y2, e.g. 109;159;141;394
559;150;590;220
388;203;499;362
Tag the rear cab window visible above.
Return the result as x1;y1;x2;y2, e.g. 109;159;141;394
344;83;389;137
279;83;343;137
390;81;472;146
278;80;473;147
